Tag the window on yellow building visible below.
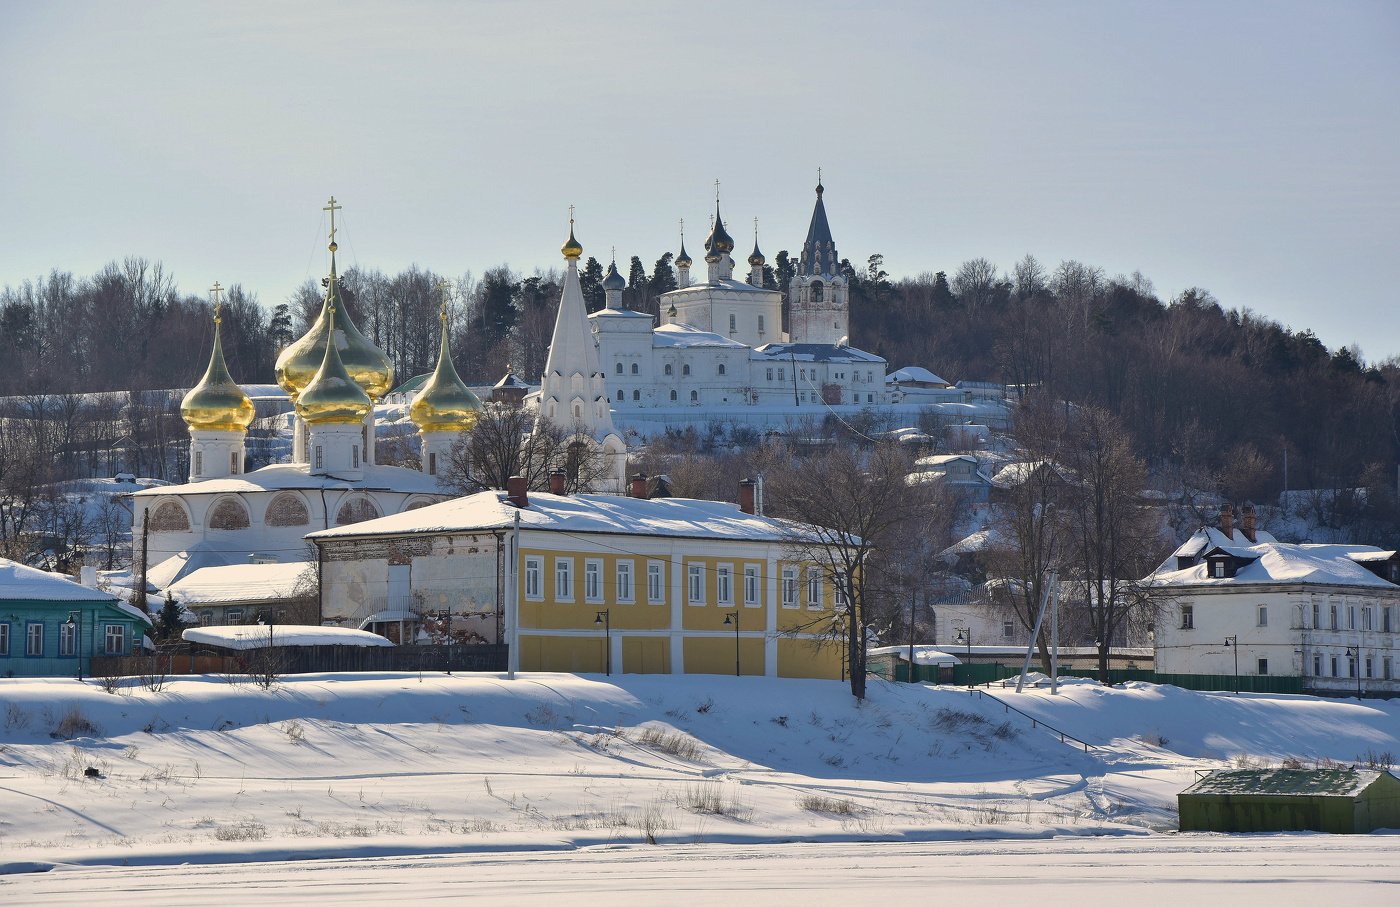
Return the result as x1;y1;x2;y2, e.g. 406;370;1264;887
688;564;704;604
617;561;634;603
806;567;823;609
585;559;603;603
781;566;798;608
716;565;733;605
743;565;760;606
524;557;542;600
555;558;573;601
647;561;665;603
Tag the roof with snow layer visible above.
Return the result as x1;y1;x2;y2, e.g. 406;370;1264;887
1150;528;1396;589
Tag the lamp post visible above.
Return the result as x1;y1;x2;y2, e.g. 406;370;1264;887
1346;646;1363;700
594;610;611;676
954;627;971;689
723;611;740;676
65;610;83;681
1223;635;1239;695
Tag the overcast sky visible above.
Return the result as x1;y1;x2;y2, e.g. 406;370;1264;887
2;1;1396;360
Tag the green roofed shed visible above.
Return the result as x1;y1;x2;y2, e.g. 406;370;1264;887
1178;768;1400;834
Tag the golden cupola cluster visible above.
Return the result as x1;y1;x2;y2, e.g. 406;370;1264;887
181;291;256;433
295;299;374;425
274;242;395;403
411;290;482;433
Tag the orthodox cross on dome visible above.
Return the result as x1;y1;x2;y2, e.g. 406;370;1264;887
436;277;452;321
611;245;616;264
324;196;342;243
569;204;575;224
714;178;720;202
753;216;759;240
679;218;684;242
210;281;224;323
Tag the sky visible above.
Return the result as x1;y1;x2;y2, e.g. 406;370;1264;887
1;0;1397;360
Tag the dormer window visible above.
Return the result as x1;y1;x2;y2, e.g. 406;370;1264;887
1210;560;1227;578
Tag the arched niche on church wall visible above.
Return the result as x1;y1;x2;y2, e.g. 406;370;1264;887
336;495;381;526
265;492;311;528
208;497;251;531
810;281;825;304
147;499;190;533
403;497;436;512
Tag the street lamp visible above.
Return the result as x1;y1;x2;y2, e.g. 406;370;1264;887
1223;636;1239;695
594;610;611;676
1346;646;1363;700
954;627;971;689
723;611;740;676
65;611;83;681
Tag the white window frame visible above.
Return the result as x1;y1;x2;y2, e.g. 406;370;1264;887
555;557;574;602
1002;620;1014;638
1363;606;1373;631
688;563;705;605
1349;606;1356;630
616;560;634;603
806;567;823;610
1257;605;1267;627
524;556;543;601
60;620;76;656
1258;658;1268;676
1385;606;1394;634
584;558;603;603
26;622;43;657
1180;605;1194;630
781;566;799;608
0;621;8;656
647;561;665;604
716;564;733;605
743;564;761;607
104;624;125;656
1330;604;1339;630
833;573;849;609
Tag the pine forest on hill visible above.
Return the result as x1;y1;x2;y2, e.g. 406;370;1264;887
2;250;1397;519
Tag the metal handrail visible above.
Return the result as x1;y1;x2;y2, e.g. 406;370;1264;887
964;686;1095;752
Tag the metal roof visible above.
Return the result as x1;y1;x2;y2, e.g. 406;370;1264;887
1181;768;1391;798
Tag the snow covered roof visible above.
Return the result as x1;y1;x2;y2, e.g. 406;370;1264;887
307;490;824;546
915;454;980;469
183;624;395;650
166;562;312;605
0;558;118;602
147;541;250;589
868;645;961;666
887;366;950;386
652;323;748;349
1181;768;1391;798
593;307;653;320
661;278;775;298
751;343;885;364
1150;529;1397;589
131;462;447;498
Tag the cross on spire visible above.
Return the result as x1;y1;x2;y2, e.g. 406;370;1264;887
436;277;452;321
714;178;720;202
679;217;684;241
210;281;224;323
324;196;342;243
569;204;575;225
611;245;616;264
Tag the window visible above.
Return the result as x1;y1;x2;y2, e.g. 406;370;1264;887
616;561;634;603
1349;606;1356;630
27;622;44;657
1314;653;1323;676
1180;605;1194;630
867;394;874;403
555;558;573;601
647;561;665;603
199;611;213;627
104;624;125;656
230;452;240;475
717;364;726;376
777;368;785;382
632;363;639;374
1385;606;1394;633
352;445;360;469
1257;605;1267;627
833;574;849;609
766;368;774;381
1349;655;1357;678
632;390;640;401
716;565;733;605
758;315;765;333
617;390;625;402
806;567;823;609
781;566;798;608
428;452;437;476
670;390;677;401
616;362;623;374
1330;605;1339;630
1331;655;1339;677
60;621;76;657
1003;621;1015;639
1312;602;1320;629
690;391;698;402
664;363;673;376
524;556;543;600
728;314;736;331
0;622;8;656
743;566;760;606
688;564;704;604
1366;657;1374;678
1386;657;1394;681
1257;658;1268;675
682;364;691;376
1210;560;1226;579
585;559;603;602
315;446;323;470
1363;607;1373;631
226;609;243;624
194;451;203;476
799;369;806;380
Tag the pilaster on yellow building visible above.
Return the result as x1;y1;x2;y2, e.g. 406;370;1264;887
308;481;847;679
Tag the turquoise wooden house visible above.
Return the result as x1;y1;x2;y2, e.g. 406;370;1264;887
0;558;152;678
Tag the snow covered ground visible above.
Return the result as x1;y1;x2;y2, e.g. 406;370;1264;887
1;672;1397;899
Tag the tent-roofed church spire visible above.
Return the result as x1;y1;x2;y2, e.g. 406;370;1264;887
799;170;838;277
539;212;615;440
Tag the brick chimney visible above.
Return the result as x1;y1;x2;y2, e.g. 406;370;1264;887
1220;503;1233;539
507;475;529;508
738;479;756;515
549;470;566;496
1240;501;1256;543
630;473;648;499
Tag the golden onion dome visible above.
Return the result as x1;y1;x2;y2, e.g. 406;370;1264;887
411;317;481;433
181;311;255;432
675;239;692;268
747;237;765;267
562;221;583;260
295;303;373;425
274;247;395;401
705;199;735;255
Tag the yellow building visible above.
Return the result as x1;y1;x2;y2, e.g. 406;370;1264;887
307;483;846;679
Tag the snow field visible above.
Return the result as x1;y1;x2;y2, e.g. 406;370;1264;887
0;671;1397;873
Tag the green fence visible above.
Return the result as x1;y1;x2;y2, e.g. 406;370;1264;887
876;661;1305;695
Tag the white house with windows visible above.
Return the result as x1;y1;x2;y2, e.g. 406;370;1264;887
1147;511;1400;695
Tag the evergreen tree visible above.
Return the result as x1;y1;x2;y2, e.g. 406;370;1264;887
581;257;604;313
773;250;795;306
478;267;517;344
156;593;183;641
650;252;676;295
931;271;954;308
627;256;647;290
762;264;777;290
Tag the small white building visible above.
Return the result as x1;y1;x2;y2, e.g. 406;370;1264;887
1147;507;1400;695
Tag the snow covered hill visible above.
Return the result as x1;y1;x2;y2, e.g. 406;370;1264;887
0;672;1396;870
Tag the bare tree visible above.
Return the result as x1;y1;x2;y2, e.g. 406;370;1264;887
439;402;605;494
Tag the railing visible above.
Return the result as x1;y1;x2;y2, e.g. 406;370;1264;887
962;687;1095;753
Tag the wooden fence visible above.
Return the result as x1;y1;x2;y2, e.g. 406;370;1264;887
90;644;508;678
